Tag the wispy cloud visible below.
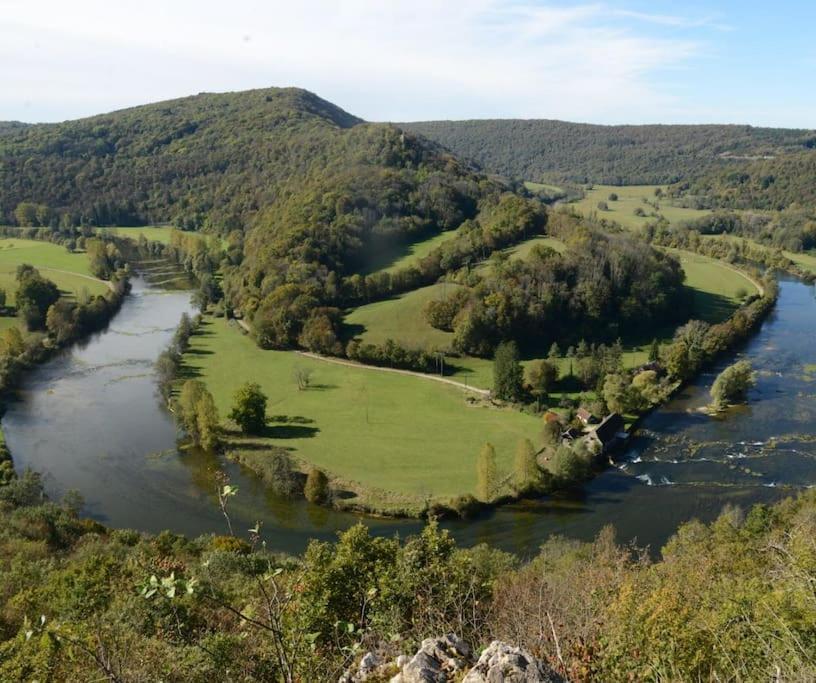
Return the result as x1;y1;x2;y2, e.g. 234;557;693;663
1;0;707;123
611;8;732;31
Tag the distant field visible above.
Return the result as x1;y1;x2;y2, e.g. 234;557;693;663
524;181;563;194
184;317;542;506
784;251;816;274
504;235;566;259
0;239;108;308
347;236;567;354
670;249;758;320
99;226;178;245
343;243;758;390
572;185;710;231
701;233;816;276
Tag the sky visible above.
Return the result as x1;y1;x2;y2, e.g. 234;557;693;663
2;0;814;127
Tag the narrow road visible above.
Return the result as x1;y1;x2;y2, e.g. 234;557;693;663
234;318;490;396
718;260;765;297
41;267;115;292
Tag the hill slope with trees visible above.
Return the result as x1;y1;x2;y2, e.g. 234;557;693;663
0;87;478;232
672;150;816;210
401;119;815;185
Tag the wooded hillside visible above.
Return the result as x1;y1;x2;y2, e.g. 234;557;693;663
402;119;815;185
672;150;816;210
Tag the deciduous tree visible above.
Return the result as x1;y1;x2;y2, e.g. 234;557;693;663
229;382;268;434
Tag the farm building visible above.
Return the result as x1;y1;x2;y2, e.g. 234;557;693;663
586;413;627;454
576;408;599;426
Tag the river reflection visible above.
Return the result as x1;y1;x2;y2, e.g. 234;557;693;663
5;275;816;557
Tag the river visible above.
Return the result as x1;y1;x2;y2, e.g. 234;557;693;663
4;275;815;557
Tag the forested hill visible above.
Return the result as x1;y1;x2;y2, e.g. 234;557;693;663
0;121;28;135
0;87;474;231
672;150;816;211
401;119;815;185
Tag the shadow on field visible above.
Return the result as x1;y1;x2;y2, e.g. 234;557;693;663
177;363;203;380
689;288;739;324
266;424;320;439
264;415;319;439
306;383;337;391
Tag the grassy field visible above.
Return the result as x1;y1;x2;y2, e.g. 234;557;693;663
183;318;542;506
572;185;710;231
0;239;108;308
360;229;459;276
785;250;816;274
670;249;758;321
504;235;566;259
344;282;464;349
98;226;178;244
524;181;564;194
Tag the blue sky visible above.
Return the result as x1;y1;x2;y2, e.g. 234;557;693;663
2;0;814;127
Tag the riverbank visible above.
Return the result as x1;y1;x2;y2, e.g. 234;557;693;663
178;251;778;519
4;271;814;559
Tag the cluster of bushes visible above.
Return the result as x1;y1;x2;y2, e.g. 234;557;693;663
44;283;128;345
155;313;201;401
671;149;816;212
423;287;470;331
660;281;776;384
176;379;220;450
346;338;438;373
664;209;816;253
2;458;814;681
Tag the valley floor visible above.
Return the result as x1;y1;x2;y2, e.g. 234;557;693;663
181;316;543;514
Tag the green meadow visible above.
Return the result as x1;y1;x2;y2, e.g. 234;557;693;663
183;317;543;508
344;282;465;349
524;181;564;194
572;184;710;231
366;229;459;275
0;238;108;308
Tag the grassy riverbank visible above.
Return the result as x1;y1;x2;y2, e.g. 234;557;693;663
0;238;110;332
182;317;543;514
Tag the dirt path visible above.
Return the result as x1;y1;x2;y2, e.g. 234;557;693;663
234;318;489;396
718;260;765;297
41;267;114;292
295;351;491;396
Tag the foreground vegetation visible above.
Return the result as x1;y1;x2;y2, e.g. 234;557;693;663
0;464;814;681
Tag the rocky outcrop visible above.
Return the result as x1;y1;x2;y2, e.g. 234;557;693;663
463;640;561;682
340;634;562;683
391;634;472;682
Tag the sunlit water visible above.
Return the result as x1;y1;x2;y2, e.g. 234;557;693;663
5;275;816;557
